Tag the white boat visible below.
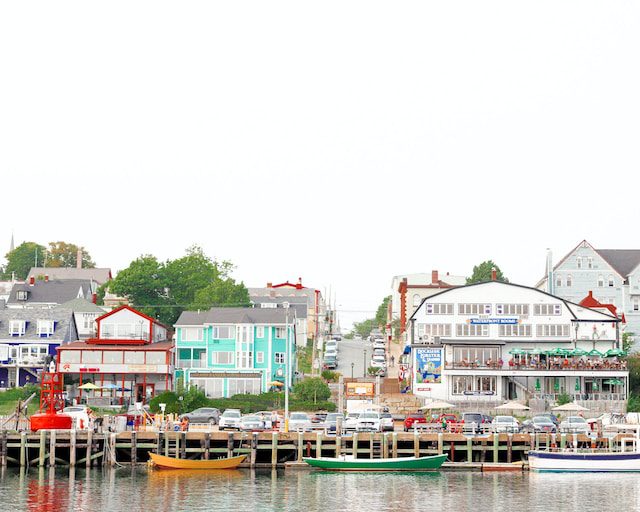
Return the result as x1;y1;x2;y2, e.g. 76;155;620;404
529;425;640;472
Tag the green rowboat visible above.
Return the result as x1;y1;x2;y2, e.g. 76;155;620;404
303;454;448;471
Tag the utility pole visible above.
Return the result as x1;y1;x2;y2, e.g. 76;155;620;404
284;309;290;432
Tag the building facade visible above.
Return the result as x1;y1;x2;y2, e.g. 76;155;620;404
174;307;297;398
406;281;626;411
56;305;173;406
537;240;640;344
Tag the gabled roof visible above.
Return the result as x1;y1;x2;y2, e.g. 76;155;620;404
58;298;106;314
175;307;293;326
0;307;77;342
28;267;112;285
7;280;93;305
595;250;640;279
578;291;618;317
96;305;168;330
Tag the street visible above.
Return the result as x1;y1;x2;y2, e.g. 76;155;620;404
333;338;376;379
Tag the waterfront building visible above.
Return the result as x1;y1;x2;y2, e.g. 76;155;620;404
536;240;640;344
249;296;308;347
406;279;627;411
6;276;94;308
27;266;112;287
174;307;297;398
59;298;107;339
0;305;78;388
56;305;173;406
391;271;466;335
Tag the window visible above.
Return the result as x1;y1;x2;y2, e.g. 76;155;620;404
60;351;81;364
425;303;453;315
227;378;262;396
452;346;499;366
212;352;234;364
103;351;123;364
456;324;489;337
556;276;562;288
124;351;145;364
566;275;572;287
82;314;96;331
451;375;496;395
499;324;531;336
598;275;604;287
275;327;286;339
9;320;26;336
412;294;421;307
81;351;102;364
576;257;582;269
256;352;264;364
37;320;55;337
19;345;47;363
238;326;253;343
256;326;265;339
536;324;570;337
146;352;166;365
458;304;492;315
534;304;562;316
191;378;224;398
275;352;285;364
260;303;277;308
212;326;234;339
634;298;640;312
181;328;203;341
417;323;451;339
588;257;593;269
496;304;529;316
608;275;615;287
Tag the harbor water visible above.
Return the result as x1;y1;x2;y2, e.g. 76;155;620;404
1;467;639;512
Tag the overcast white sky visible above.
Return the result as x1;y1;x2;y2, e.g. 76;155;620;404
1;2;639;329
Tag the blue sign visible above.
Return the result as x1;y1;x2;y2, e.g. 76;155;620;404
469;318;518;325
415;348;442;384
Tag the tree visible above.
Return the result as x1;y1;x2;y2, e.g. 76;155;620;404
3;242;46;280
375;296;391;326
45;241;95;268
623;332;635;353
192;277;250;310
466;260;509;284
352;318;377;339
293;377;331;403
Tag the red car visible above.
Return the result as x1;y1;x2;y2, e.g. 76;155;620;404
437;413;459;424
404;412;428;431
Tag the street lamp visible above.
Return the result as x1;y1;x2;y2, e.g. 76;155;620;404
351;362;354;379
363;349;367;378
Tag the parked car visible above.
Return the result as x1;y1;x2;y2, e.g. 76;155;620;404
324;412;345;434
254;410;281;429
324;348;338;359
492;415;520;433
380;412;395;432
323;355;338;370
239;414;265;431
331;334;342;341
521;416;557;434
325;340;338;349
461;412;489;434
354;334;363;341
559;416;590;434
344;412;360;431
538;412;560;425
61;405;92;430
356;411;381;432
373;340;386;350
289;412;312;431
404;412;427;431
436;413;459;425
179;407;221;424
311;412;327;424
373;348;385;357
370;355;386;368
219;409;242;430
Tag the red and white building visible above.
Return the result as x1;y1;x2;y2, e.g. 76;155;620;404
56;305;174;406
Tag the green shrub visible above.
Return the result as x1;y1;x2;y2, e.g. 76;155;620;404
321;370;340;383
293;377;331;403
556;392;571;406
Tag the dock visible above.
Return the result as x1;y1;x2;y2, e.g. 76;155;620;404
0;429;625;471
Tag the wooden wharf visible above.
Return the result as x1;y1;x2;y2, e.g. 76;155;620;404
0;429;626;471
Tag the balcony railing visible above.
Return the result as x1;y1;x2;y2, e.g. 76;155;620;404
177;359;205;369
445;361;627;371
531;393;627;402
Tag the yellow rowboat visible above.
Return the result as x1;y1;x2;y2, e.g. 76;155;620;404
148;452;246;470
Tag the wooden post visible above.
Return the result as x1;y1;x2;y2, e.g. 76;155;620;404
38;430;46;467
506;434;512;463
335;435;341;458
131;431;137;465
392;432;398;458
102;433;109;467
437;432;443;455
382;433;389;459
297;432;304;462
204;432;210;460
493;434;499;463
157;432;163;455
110;433;118;467
466;436;472;463
0;431;7;468
227;432;234;459
271;433;278;467
370;433;374;459
414;431;420;458
70;430;76;467
316;432;322;458
164;431;170;457
86;429;93;468
180;432;187;459
250;433;258;468
352;432;358;459
20;432;26;467
560;433;566;450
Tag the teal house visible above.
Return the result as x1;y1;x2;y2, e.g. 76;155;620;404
174;308;297;397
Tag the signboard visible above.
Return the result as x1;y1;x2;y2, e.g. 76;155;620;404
345;382;375;397
414;347;442;384
469;318;518;325
60;363;170;374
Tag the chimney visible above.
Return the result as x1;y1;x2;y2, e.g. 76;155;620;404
29;276;35;286
267;282;273;288
77;248;83;269
92;293;97;304
45;274;49;282
431;270;439;284
491;268;497;281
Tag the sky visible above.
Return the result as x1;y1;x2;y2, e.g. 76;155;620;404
1;2;639;330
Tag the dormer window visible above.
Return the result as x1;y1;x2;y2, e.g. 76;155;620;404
10;320;26;336
576;257;582;269
16;290;28;301
37;320;55;337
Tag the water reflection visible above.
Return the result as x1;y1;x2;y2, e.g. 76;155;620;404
1;467;640;512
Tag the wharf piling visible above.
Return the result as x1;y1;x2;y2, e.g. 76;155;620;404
0;430;627;470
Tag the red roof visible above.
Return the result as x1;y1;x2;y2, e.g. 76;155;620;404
579;291;618;316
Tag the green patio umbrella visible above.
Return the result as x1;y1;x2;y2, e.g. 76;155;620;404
535;378;541;391
554;379;560;391
587;349;604;357
509;349;526;355
575;378;581;391
603;379;625;386
605;349;627;357
530;348;543;355
571;348;587;357
592;381;599;391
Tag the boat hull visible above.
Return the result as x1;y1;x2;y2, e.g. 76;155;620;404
303;454;447;471
149;452;246;470
528;450;640;472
